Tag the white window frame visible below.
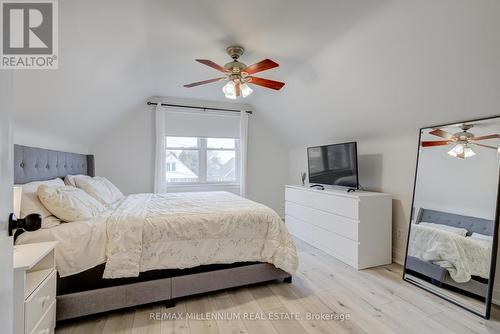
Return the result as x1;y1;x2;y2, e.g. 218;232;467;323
165;136;240;187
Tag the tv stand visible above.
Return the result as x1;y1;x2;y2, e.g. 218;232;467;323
285;185;392;269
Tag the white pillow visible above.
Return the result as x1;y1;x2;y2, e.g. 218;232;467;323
74;176;123;205
17;178;65;228
37;185;105;222
418;222;468;237
469;232;493;241
64;174;90;187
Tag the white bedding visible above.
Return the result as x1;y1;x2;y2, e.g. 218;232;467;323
408;223;492;283
16;216;108;277
17;191;298;278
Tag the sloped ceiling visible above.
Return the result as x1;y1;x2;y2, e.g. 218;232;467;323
12;0;500;148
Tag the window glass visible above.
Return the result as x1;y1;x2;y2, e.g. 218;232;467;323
207;150;236;182
165;149;199;182
165;136;238;184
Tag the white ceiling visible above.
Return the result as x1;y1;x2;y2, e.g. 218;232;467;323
12;0;500;148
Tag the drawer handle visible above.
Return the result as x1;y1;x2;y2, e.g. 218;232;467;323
38;295;51;307
38;328;50;334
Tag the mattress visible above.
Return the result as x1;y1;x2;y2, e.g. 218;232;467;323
17;191;298;279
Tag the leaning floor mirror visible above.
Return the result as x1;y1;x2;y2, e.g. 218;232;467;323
404;116;500;318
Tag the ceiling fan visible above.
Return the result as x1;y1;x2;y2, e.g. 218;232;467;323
421;123;500;159
183;46;285;99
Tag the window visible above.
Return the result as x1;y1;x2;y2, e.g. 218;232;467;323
165;162;176;172
165;136;239;184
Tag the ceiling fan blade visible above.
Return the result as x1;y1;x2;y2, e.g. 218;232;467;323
243;59;279;75
472;143;498;150
472;134;500;141
195;59;228;73
421;140;451;147
429;129;454;139
248;76;285;90
183;77;225;88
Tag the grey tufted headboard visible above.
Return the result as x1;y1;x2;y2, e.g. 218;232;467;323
14;145;95;184
416;208;494;236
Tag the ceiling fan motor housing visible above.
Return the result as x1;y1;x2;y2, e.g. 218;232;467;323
226;45;245;60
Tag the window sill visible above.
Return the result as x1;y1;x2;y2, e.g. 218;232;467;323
166;183;240;191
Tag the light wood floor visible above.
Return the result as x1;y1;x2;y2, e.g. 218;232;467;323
56;238;500;334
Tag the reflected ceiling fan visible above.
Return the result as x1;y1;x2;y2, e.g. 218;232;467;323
183;46;285;99
421;123;500;159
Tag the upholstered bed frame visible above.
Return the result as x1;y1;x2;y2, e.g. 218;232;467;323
406;208;493;300
14;145;291;321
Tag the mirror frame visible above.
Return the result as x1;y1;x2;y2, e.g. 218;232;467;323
403;115;500;319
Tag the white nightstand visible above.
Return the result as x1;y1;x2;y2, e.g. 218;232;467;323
14;242;57;334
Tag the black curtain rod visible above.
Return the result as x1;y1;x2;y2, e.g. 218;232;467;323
147;102;252;114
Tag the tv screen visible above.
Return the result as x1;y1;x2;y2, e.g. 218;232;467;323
307;142;359;188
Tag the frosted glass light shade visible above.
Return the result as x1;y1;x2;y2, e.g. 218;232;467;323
222;81;236;99
240;83;253;98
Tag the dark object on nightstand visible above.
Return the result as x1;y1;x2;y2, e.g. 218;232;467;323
8;213;42;242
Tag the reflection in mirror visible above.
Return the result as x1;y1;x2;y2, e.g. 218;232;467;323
404;116;500;318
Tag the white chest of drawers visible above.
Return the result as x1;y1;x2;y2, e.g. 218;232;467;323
285;185;392;269
14;242;57;334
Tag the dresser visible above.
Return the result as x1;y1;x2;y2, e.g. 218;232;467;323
285;185;392;269
14;242;57;334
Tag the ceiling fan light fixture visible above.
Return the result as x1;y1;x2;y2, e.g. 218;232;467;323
222;81;236;99
463;146;476;158
447;144;464;157
447;144;475;159
184;47;284;98
240;83;253;98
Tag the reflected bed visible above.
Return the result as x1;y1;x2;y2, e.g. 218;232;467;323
405;208;493;300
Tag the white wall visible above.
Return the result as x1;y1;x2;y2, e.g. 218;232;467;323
13;125;89;154
89;98;289;215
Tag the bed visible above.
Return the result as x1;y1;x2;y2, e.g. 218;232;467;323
13;145;297;321
405;208;493;300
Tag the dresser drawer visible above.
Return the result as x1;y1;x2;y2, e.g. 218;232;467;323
30;300;55;334
311;225;358;265
285;188;314;207
285;201;314;223
312;209;359;241
312;192;359;219
25;270;56;334
285;215;313;243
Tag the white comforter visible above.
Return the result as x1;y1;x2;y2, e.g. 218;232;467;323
17;192;299;278
408;224;492;282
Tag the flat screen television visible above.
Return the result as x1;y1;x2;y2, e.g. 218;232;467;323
307;142;359;189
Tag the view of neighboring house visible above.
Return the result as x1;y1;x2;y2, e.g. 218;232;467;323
165;151;197;182
166;151;236;183
208;156;236;182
